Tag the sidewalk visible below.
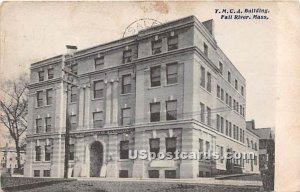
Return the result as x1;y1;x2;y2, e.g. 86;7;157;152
77;177;263;187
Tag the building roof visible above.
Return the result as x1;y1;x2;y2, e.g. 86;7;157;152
253;128;274;139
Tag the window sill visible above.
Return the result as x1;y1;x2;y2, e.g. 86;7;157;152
35;105;51;109
217;97;225;104
164;83;179;87
148;86;161;90
121;93;132;96
200;86;212;95
91;97;104;101
118;159;131;162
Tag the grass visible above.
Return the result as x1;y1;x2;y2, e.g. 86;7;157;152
10;180;261;192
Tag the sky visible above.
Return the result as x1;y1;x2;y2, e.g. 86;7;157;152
0;1;280;129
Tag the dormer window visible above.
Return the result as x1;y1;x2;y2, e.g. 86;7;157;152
95;56;104;70
167;35;178;51
152;39;162;55
38;70;44;82
70;63;78;75
48;68;54;79
123;49;132;63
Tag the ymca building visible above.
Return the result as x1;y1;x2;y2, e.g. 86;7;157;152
24;16;259;178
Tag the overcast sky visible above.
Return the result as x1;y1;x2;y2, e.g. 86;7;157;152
0;1;281;129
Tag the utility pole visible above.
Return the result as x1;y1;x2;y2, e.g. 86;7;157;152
62;45;78;178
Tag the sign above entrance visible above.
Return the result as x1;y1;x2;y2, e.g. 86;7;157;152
72;128;135;137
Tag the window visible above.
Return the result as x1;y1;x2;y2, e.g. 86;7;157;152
34;170;40;177
36;118;43;133
254;155;257;165
69;144;75;161
166;63;178;84
46;89;53;105
199;139;204;152
217;85;220;98
120;140;129;159
165;170;176;179
122;75;131;94
225;93;228;105
166;137;177;157
207;107;211;126
150;66;161;87
48;68;54;79
35;146;41;161
149;138;160;157
243;107;245;117
37;91;43;107
220;116;224;133
205;141;210;152
200;66;205;87
235;79;238;90
168;35;178;51
95;56;104;70
200;103;205;123
233;100;236;110
206;72;211;92
219;62;223;75
216;114;220;131
229;122;232;137
229;96;232;107
203;43;208;56
240;105;243;115
221;89;224;101
148;170;159;178
93;111;103;128
240;128;243;142
70;63;78;75
70;115;77;130
38;70;44;82
119;170;128;178
233;125;236;139
70;86;78;103
166;100;177;120
43;170;50;177
123;49;132;63
226;120;229;136
45;145;51;161
220;146;224;163
45;117;52;132
121;108;131;125
236;126;239;141
241;86;244;96
150;102;160;122
228;71;231;83
94;80;104;98
152;39;162;54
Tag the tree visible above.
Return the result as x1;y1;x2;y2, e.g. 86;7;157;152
0;73;28;169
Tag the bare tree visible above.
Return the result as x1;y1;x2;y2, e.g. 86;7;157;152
0;73;28;169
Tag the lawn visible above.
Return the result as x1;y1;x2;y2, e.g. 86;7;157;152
9;180;261;192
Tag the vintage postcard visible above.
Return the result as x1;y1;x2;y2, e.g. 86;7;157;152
0;1;299;192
